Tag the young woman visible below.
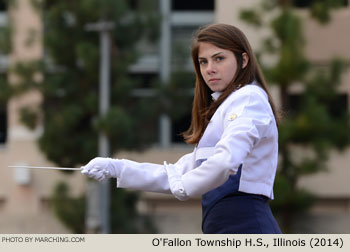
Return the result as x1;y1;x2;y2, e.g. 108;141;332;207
82;24;282;234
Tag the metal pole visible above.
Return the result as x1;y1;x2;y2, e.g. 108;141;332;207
85;21;114;234
98;25;111;234
159;0;171;148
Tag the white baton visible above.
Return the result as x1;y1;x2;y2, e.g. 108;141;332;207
8;165;82;171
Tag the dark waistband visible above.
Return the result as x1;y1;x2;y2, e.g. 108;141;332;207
223;191;269;201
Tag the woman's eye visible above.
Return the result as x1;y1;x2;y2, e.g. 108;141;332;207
199;60;207;65
216;56;223;62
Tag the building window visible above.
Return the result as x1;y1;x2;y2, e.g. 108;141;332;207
172;0;214;11
172;112;191;143
0;0;7;12
127;0;159;10
171;26;196;67
129;72;158;89
0;105;6;144
292;0;349;8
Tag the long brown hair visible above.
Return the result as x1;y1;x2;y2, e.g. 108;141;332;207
183;23;279;145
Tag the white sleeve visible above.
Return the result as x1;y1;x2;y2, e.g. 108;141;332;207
115;151;195;195
166;91;274;199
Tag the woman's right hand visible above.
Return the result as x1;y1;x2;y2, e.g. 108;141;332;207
81;157;119;181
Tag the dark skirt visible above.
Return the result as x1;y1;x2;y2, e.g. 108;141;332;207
202;192;282;234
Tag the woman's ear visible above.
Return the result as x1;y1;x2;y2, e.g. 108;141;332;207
242;52;249;69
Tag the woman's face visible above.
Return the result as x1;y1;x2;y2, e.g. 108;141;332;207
198;42;239;92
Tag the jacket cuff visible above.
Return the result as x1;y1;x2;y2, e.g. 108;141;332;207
164;161;189;201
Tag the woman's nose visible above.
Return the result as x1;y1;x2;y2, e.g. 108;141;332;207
206;62;216;74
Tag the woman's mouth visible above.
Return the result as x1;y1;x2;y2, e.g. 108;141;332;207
209;78;221;83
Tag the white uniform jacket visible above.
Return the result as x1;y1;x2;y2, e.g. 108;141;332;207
115;81;278;201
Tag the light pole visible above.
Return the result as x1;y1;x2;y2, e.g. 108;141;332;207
159;0;171;148
85;20;114;234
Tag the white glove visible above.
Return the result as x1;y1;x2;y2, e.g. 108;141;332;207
81;157;120;182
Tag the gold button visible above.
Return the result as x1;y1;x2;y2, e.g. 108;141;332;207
229;114;237;120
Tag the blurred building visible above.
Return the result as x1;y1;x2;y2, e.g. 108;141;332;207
0;0;84;233
0;0;349;233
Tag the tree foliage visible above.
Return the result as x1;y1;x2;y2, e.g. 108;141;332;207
52;180;156;233
240;0;350;232
52;182;86;233
4;0;164;233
